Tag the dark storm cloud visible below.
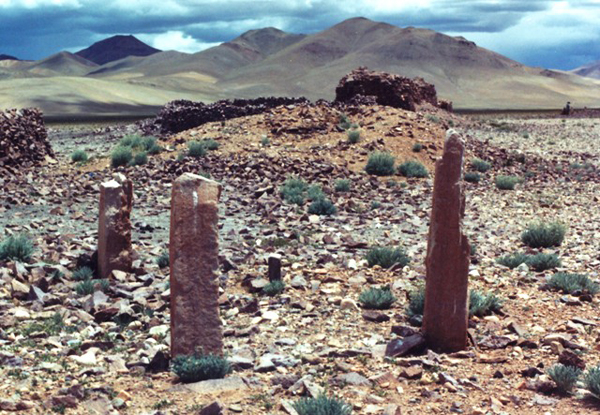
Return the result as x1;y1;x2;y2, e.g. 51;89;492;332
0;0;598;70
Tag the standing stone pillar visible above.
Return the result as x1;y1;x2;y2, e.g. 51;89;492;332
170;173;223;357
268;254;282;282
98;173;133;279
423;130;471;353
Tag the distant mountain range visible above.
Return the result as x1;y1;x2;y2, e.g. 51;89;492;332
0;54;19;61
571;60;600;79
1;17;600;116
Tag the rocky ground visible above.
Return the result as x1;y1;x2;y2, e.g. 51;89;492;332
0;104;599;415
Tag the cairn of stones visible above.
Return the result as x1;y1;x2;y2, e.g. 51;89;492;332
97;173;133;279
422;130;471;353
169;173;223;357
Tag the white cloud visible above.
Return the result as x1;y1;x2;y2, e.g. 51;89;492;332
138;31;219;53
0;0;80;7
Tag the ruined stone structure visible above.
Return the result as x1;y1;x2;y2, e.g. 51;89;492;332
0;108;54;173
335;67;449;111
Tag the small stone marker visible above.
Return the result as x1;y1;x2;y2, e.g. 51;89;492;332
268;254;282;281
170;173;223;357
97;173;133;279
423;130;471;353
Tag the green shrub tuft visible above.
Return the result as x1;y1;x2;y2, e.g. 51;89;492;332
307;184;325;201
406;286;425;317
365;247;409;269
464;172;481;183
119;134;143;148
469;290;503;317
262;280;285;296
548;273;599;295
370;200;381;210
398;161;428;178
524;253;561;272
111;146;133;168
521;222;566;248
547;364;581;394
70;149;88;163
337;114;352;131
187;141;206;158
334;179;351;192
495;175;519;190
75;279;110;296
497;252;561;272
141;137;163;155
347;129;360;144
261;136;270;147
0;234;34;262
202;139;220;151
130;151;148;166
308;198;336;216
359;286;396;309
293;394;352;415
280;177;308;205
72;266;94;281
471;158;491;172
365;152;395;176
171;354;231;383
156;252;169;268
584;366;600;399
412;143;423;152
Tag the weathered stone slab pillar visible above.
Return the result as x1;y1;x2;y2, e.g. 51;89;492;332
98;173;133;279
268;254;282;282
170;173;223;357
423;130;471;353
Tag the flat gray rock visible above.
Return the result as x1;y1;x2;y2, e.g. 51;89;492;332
171;376;249;394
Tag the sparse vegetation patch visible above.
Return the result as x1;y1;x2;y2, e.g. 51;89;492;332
293;395;352;415
359;286;396;309
548;273;599;295
547;364;581;394
70;149;88;163
0;234;34;262
521;221;566;248
365;152;395;176
365;247;409;269
171;354;231;383
495;175;519;190
110;146;133;168
398;161;428;178
471;158;491;172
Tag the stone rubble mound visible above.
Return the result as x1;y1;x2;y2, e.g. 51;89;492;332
335;67;452;112
142;96;309;135
0;108;54;171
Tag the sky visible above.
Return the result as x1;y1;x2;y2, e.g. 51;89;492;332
1;0;599;70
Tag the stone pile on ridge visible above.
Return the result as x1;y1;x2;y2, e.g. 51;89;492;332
0;108;54;173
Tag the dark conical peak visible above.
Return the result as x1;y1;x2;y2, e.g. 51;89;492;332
75;35;160;65
0;54;19;61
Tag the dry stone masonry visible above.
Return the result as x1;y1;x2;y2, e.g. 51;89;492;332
170;173;223;357
335;67;452;112
423;130;471;353
97;173;133;279
0;108;54;173
142;96;309;135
